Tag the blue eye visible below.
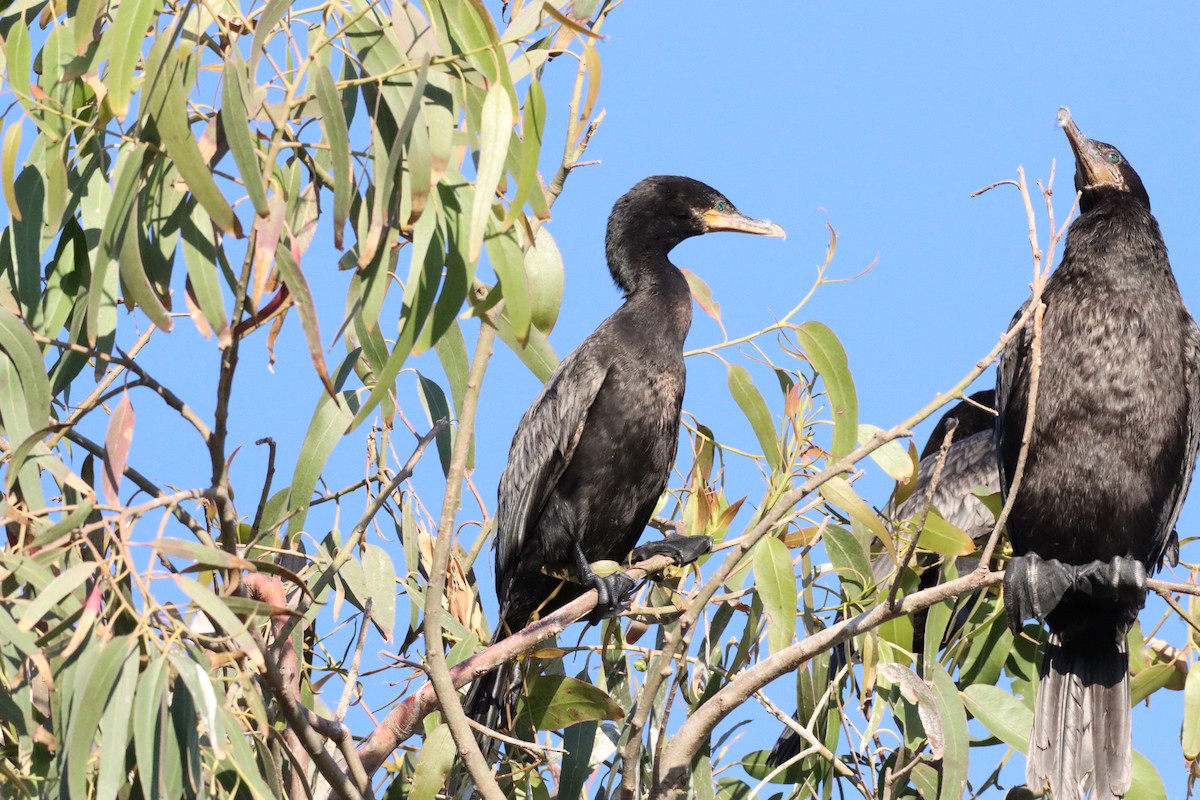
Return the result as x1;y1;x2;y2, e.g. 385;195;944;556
715;200;727;212
1109;152;1121;164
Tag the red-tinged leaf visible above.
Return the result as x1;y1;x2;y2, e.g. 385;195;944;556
250;194;285;310
681;267;722;325
103;392;135;505
274;248;335;396
184;276;214;339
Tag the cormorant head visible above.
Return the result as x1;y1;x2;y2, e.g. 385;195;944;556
606;175;784;294
1058;108;1151;213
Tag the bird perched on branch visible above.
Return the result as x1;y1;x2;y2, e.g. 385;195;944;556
999;109;1199;800
464;175;785;745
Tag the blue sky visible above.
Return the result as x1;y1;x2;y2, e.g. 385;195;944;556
55;1;1200;793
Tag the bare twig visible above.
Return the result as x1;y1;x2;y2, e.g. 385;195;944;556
423;323;504;800
251;437;277;536
37;333;211;442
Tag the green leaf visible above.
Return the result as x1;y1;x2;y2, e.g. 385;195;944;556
819;476;892;554
682;267;721;324
823;524;871;604
349;213;439;430
149;48;241;236
507;76;548;222
221;54;269;217
362;543;397;641
928;664;968;800
313;59;351;249
153;538;253;570
523;675;623;731
1128;751;1167;800
1183;663;1200;759
727;364;779;470
488;225;531;344
276;247;335;395
180;205;231;341
288;388;356;533
753;536;795;655
795;321;857;459
106;0;159;118
134;654;173;799
961;684;1031;753
409;723;455;800
916;511;976;557
467;83;512;263
96;645;141;800
858;423;914;482
67;636;137;798
17;561;96;631
525;226;564;333
0;307;51;427
418;373;455;475
1130;663;1176;707
559;720;599;800
495;307;559;381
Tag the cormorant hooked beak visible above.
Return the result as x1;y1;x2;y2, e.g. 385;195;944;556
701;207;786;239
1058;107;1128;193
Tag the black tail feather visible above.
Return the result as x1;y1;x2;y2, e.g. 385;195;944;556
1027;633;1130;800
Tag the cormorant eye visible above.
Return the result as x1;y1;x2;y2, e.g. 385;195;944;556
715;200;727;212
1109;152;1122;164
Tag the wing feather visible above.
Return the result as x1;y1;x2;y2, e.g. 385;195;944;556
494;355;610;602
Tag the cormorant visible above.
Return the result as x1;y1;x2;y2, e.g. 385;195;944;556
999;109;1199;800
465;175;785;740
767;390;1000;768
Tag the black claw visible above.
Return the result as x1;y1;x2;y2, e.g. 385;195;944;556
629;534;713;567
584;571;635;622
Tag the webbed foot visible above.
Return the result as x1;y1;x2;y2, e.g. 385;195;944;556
629;534;713;567
1004;552;1150;633
583;570;636;622
1004;552;1075;632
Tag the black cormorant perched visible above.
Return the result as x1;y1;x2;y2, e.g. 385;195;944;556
999;109;1200;800
465;175;785;740
766;390;1000;767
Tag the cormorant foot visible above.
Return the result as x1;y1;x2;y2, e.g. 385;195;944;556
1005;552;1151;632
1073;555;1148;607
629;534;713;568
584;571;636;622
1004;552;1075;632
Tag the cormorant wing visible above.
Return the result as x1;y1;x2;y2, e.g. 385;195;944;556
1151;322;1200;569
896;429;998;538
494;354;611;604
995;299;1030;502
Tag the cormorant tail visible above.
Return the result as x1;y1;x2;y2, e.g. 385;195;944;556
1028;633;1130;800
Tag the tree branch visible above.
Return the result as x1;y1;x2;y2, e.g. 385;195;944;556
653;569;1006;798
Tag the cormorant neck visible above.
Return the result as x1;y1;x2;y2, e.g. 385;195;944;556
605;234;690;298
1079;186;1151;215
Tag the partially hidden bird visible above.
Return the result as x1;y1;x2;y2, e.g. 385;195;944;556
767;389;1000;768
999;109;1199;800
464;175;785;744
